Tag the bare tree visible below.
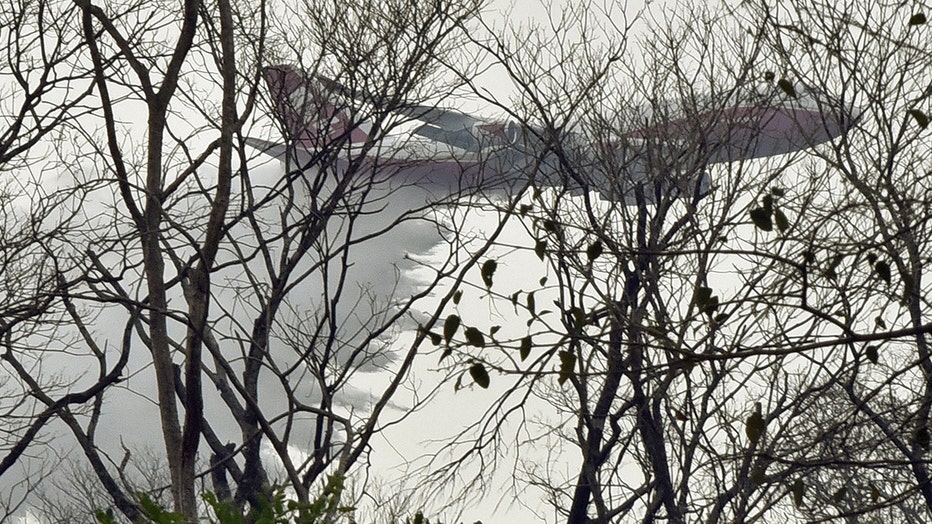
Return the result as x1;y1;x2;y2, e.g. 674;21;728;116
416;1;932;523
0;0;502;522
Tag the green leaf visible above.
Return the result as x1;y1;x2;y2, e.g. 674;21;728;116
464;327;485;347
138;493;183;524
480;259;497;288
874;260;891;285
908;109;929;129
750;207;773;231
95;509;118;524
910;12;927;25
865;345;879;364
693;286;719;316
762;194;774;214
569;307;587;331
443;315;460;343
539;276;548;286
453;289;463;305
693;286;713;308
586;240;604;261
703;296;720;317
469;363;490;389
824;253;844;279
534;239;547;260
558;350;576;385
773;208;790;232
520;336;532;361
792;478;805;508
833;487;846;503
751;463;768;485
916;425;931;450
778;78;797;98
746;404;765;444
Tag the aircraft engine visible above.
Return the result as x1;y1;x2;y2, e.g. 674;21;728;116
473;120;522;147
505;120;521;144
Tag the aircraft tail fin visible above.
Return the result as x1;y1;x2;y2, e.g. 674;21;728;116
263;65;370;149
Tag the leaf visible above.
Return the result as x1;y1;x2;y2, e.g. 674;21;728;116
751;463;767;485
526;291;536;316
773;208;790;232
427;331;441;346
586;240;604;261
874;315;887;329
778;78;797;98
558;350;576;385
770;186;786;197
95;509;118;524
763;71;775;82
543;219;561;235
824;254;844;279
138;493;183;524
519;336;532;361
443;315;460;343
874;260;891;285
694;286;713;308
703;296;720;317
453;289;463;305
792;478;805;508
464;327;485;348
908;109;929;129
469;363;490;389
693;286;719;316
916;425;930;450
746;404;765;444
762;194;774;214
480;259;497;288
539;276;548;286
870;483;880;503
519;204;532;216
569;307;587;331
910;12;927;25
865;345;879;364
750;207;773;231
534;239;547;260
833;487;846;503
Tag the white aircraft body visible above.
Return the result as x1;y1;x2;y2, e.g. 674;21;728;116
247;65;858;203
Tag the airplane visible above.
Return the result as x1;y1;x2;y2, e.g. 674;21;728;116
246;64;859;204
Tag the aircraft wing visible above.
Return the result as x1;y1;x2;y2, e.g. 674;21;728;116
624;95;860;163
312;72;485;150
